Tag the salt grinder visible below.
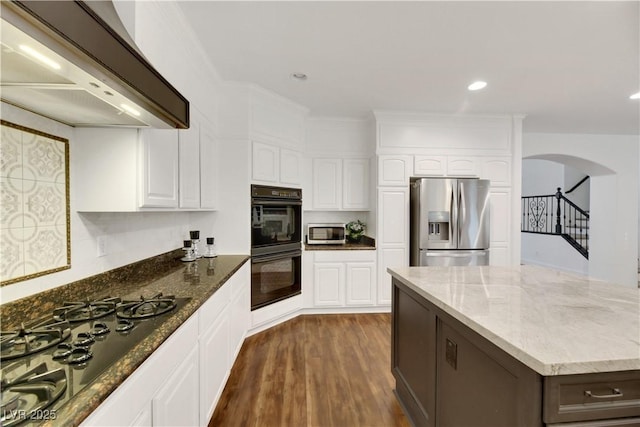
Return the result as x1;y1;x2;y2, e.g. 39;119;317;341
189;230;202;258
181;240;196;262
204;237;217;258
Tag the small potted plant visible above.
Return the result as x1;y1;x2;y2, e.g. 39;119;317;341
346;219;366;243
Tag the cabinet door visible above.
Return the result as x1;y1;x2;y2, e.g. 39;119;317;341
346;262;376;305
200;119;218;209
280;148;302;186
343;159;370;210
252;141;279;183
378;248;405;305
229;265;250;362
489;189;511;266
378;155;412;186
313;158;342;210
130;406;152;427
313;262;345;306
179;119;201;209
378;188;409;246
199;312;230;426
152;346;199;426
140;128;179;208
392;282;437;427
414;155;447;176
447;157;479;177
481;157;511;187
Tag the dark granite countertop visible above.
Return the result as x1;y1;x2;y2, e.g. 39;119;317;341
1;251;249;427
304;235;376;251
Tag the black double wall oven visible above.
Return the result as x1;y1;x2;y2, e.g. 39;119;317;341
250;185;302;310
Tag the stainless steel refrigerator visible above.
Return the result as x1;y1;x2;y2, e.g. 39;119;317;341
410;178;490;266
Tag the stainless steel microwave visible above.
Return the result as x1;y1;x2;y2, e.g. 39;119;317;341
307;223;346;244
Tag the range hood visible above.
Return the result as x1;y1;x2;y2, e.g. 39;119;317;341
1;1;189;128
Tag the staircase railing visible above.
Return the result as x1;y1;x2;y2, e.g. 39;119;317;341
521;187;589;259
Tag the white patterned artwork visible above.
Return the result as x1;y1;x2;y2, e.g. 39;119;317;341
1;120;70;285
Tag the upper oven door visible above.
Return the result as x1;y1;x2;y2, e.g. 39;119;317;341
251;199;302;249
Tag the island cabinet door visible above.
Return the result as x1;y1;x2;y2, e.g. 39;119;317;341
436;319;543;427
392;282;437;427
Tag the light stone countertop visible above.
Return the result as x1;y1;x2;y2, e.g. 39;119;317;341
388;265;640;376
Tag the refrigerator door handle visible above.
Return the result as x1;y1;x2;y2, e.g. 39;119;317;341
425;252;477;258
450;184;456;245
458;182;464;244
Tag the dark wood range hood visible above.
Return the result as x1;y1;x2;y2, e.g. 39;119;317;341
1;1;189;129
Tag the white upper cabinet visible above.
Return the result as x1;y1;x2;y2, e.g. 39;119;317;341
447;156;480;177
312;158;370;210
312;158;342;209
279;148;302;186
252;141;279;183
141;128;180;208
199;118;219;209
378;155;413;186
74;108;218;212
252;141;302;187
414;155;447;176
481;157;512;187
179;120;201;209
342;159;370;210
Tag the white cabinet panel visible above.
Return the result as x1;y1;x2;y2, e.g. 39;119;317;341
378;155;412;186
377;248;406;305
346;262;376;306
490;190;511;246
152;346;199;426
130;406;152;427
252;141;279;183
313;262;345;306
229;264;250;361
200;120;219;209
490;246;510;267
447;156;480;177
280;148;302;185
199;310;230;425
343;159;370;210
481;157;511;187
313;158;342;209
179;119;201;209
141;128;179;208
414;155;447;176
378;188;409;246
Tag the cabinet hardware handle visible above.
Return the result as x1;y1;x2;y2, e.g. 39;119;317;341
584;388;623;399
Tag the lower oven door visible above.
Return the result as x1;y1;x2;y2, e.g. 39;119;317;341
251;249;301;310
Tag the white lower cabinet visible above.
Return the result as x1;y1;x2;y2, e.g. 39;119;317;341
152;346;200;426
309;251;376;308
82;263;250;427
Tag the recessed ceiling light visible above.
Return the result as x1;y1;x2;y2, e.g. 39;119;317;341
19;44;61;70
290;72;308;81
468;81;487;91
630;92;640;100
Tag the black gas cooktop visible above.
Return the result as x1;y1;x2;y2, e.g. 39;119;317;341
0;293;189;426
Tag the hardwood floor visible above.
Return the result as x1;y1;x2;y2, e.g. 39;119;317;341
209;314;411;427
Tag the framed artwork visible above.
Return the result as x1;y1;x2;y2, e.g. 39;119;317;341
1;120;71;285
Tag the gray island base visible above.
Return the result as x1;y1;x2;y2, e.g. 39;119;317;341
389;265;640;426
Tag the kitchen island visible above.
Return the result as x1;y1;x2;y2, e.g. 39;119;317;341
388;265;640;427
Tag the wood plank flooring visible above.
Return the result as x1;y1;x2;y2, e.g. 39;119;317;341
209;314;410;427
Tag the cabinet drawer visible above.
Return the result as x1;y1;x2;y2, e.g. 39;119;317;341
543;371;640;424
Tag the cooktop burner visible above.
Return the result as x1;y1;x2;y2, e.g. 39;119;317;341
0;363;66;427
53;297;121;323
0;295;190;426
0;321;71;361
116;293;177;319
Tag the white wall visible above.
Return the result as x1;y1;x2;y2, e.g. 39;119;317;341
523;133;638;287
521;233;589;275
522;159;564;196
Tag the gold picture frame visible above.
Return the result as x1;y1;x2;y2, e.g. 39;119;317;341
0;120;71;286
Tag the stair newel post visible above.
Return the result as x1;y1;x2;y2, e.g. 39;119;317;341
555;187;562;234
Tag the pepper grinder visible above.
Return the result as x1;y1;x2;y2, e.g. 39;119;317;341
190;230;202;259
204;237;217;258
181;240;196;262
